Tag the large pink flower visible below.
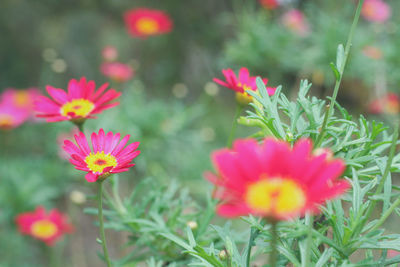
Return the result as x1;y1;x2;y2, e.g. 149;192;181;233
124;8;173;38
0;102;30;129
206;138;349;220
16;206;73;246
63;129;141;182
100;62;134;83
213;67;275;105
35;77;121;123
362;0;391;23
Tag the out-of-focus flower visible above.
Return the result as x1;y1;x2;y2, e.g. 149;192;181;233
362;46;383;60
388;250;400;258
100;62;134;83
0;102;30;130
362;0;391;23
102;46;118;61
368;93;400;114
259;0;279;10
63;129;141;182
124;8;173;38
57;129;80;160
281;9;310;37
206;138;349;220
1;88;39;112
213;67;275;105
15;206;73;246
69;190;87;205
35;77;121;123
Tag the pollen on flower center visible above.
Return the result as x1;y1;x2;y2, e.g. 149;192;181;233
245;178;306;216
31;220;58;239
85;151;117;174
0;114;13;127
15;92;30;106
60;99;95;118
136;18;159;34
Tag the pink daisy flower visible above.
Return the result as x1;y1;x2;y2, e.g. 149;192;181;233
213;67;276;105
100;62;134;83
206;138;349;220
368;92;400;114
362;0;391;23
281;9;310;37
124;8;173;38
34;77;121;123
63;128;141;182
1;88;39;112
15;206;73;246
259;0;279;10
0;102;30;129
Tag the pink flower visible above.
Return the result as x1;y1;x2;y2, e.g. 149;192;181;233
362;46;383;60
281;9;310;37
102;46;118;61
213;67;275;105
124;8;173;38
63;128;141;182
15;206;73;246
368;93;400;114
0;102;30;129
259;0;279;10
57;129;80;160
206;138;349;220
362;0;391;23
1;88;39;112
100;62;134;83
35;77;121;123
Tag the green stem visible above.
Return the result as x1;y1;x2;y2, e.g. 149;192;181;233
98;181;112;267
363;123;399;224
245;227;261;267
270;222;278;267
227;104;244;148
370;197;400;233
303;214;314;267
315;0;365;147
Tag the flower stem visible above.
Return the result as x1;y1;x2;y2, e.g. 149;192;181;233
227;104;244;148
303;214;314;267
98;181;112;267
315;0;364;147
370;197;400;233
270;222;278;267
245;227;261;267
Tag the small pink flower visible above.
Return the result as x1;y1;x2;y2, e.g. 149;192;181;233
213;67;275;105
102;46;118;61
259;0;279;10
362;0;391;23
281;9;310;37
35;77;121;123
0;102;30;130
124;8;173;38
368;93;400;114
63;128;141;182
362;46;383;60
15;206;73;246
206;138;349;220
100;62;134;83
1;88;39;112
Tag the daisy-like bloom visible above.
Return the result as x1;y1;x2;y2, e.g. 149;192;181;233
368;93;400;114
35;77;121;123
281;9;310;37
124;8;173;38
15;206;73;246
100;62;134;83
213;67;276;105
259;0;279;10
63;128;140;182
0;102;30;130
1;88;39;113
206;138;349;220
362;0;391;23
102;46;118;61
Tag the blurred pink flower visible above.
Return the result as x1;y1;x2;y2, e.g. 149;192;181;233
388;250;400;258
259;0;279;10
362;46;383;60
102;46;118;61
362;0;391;23
1;88;40;113
100;62;134;83
124;8;173;38
368;92;400;114
281;9;310;37
0;102;30;130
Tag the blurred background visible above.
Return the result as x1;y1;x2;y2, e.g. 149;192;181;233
0;0;399;266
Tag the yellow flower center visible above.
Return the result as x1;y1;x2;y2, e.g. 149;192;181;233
15;92;30;107
31;220;58;239
136;18;159;35
235;92;253;105
0;114;14;128
60;99;95;118
245;178;306;217
85;151;117;174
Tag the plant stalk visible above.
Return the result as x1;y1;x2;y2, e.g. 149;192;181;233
245;227;261;267
315;0;365;147
270;222;278;267
98;181;112;267
227;104;244;147
303;214;314;267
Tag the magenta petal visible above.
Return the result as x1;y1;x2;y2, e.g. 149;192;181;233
85;172;98;182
